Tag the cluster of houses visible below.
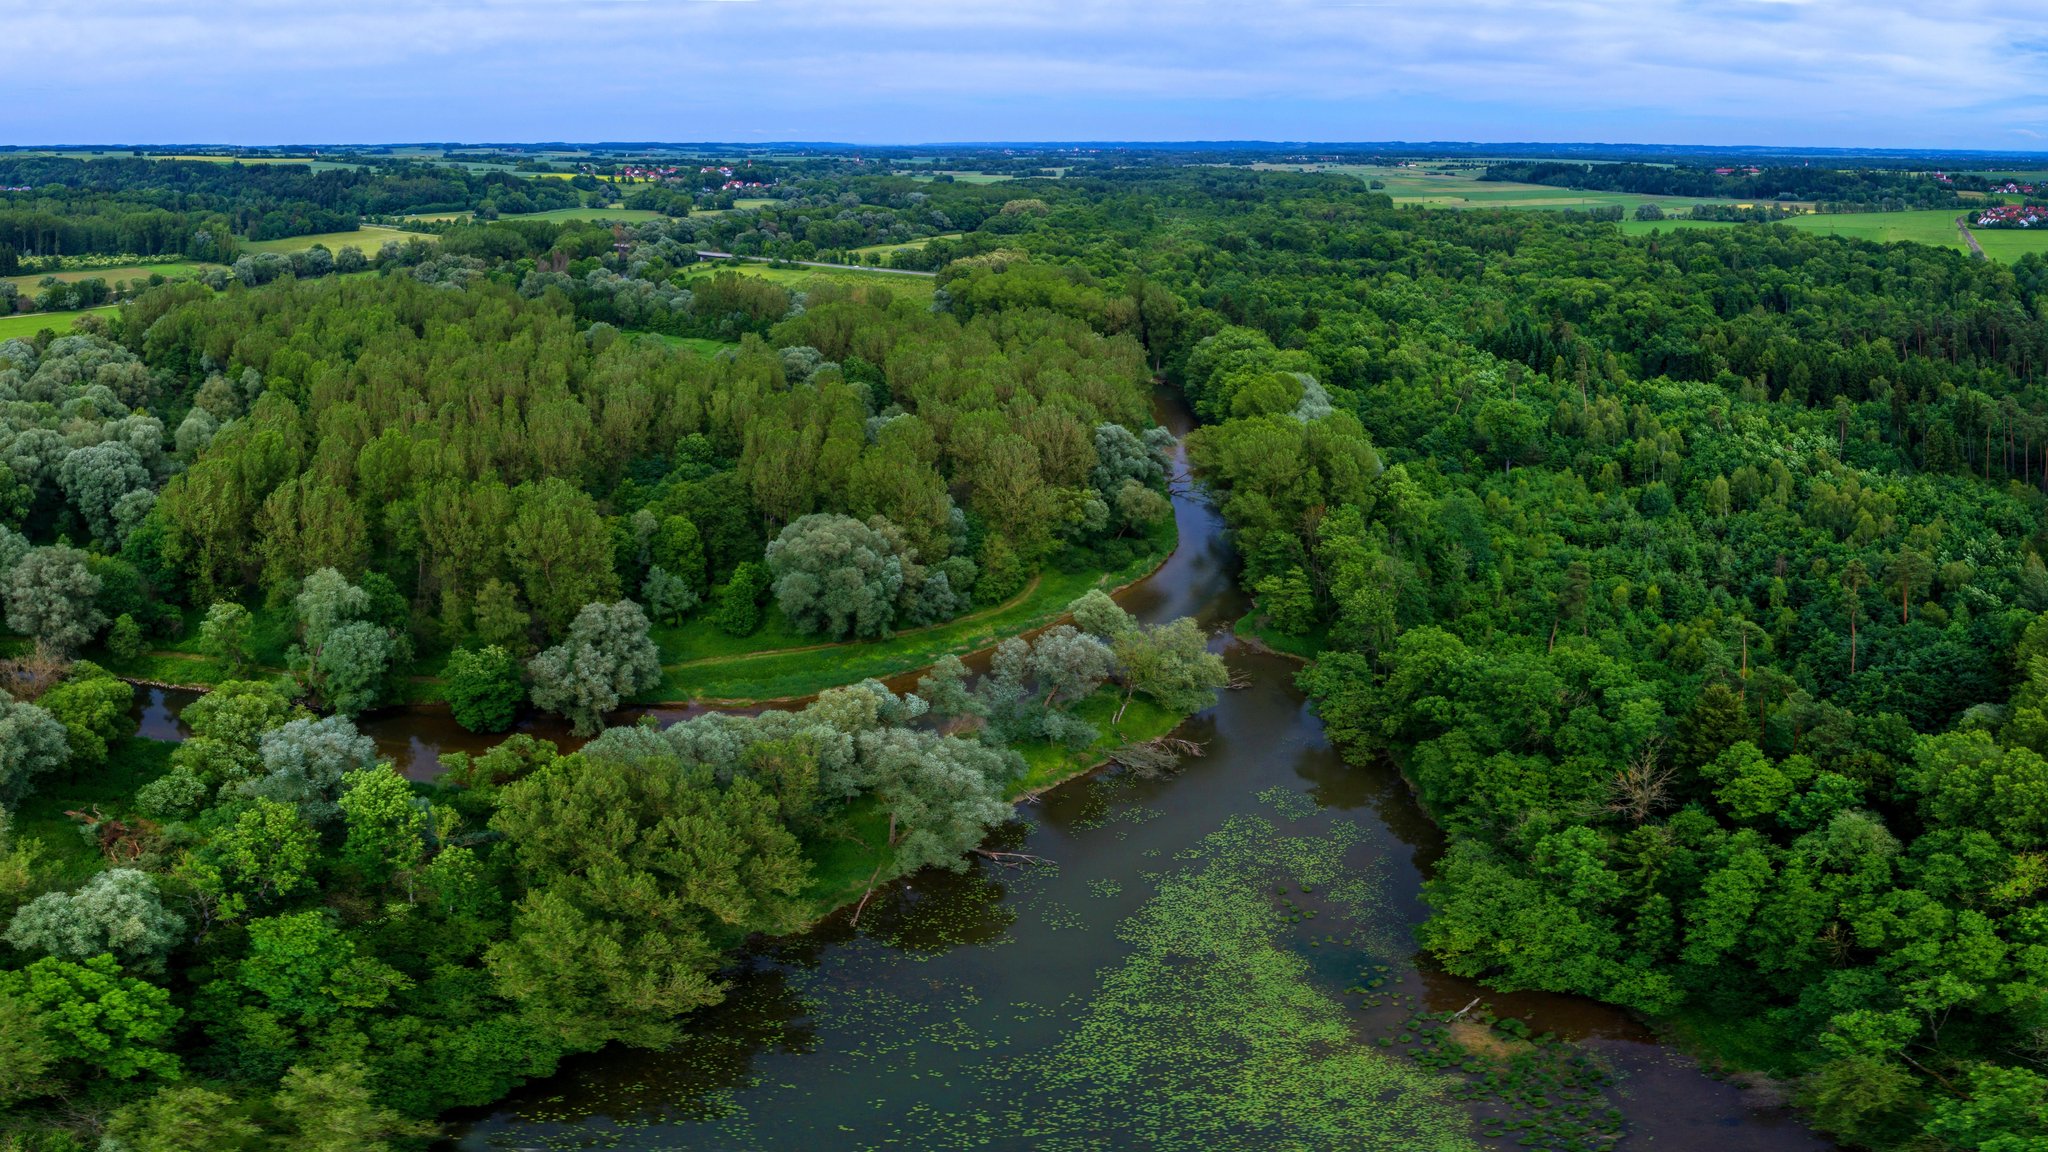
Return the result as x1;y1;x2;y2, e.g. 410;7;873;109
1974;204;2048;229
1712;166;1764;177
1992;180;2041;196
1;186;31;193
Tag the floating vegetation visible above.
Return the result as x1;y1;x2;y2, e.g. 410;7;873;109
990;816;1479;1150
1257;784;1319;820
1350;998;1627;1152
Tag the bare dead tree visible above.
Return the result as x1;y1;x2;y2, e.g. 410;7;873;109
1604;736;1675;825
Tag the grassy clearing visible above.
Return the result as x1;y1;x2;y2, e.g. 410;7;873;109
398;206;667;225
10;736;175;888
99;523;1169;709
0;308;103;341
647;541;1169;703
4;262;219;295
1231;615;1324;661
645;333;738;356
98;601;301;689
801;688;1189;918
1624;211;2048;262
1972;228;2048;262
1014;690;1180;795
1255;162;1765;215
689;261;937;303
852;232;963;255
509;207;668;224
1780;209;1974;248
241;226;428;257
907;172;1014;185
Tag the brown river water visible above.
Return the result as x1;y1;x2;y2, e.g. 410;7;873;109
132;389;1833;1151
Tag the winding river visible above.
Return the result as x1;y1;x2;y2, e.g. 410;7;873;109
134;389;1834;1150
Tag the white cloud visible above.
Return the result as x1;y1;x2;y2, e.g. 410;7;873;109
5;0;2045;146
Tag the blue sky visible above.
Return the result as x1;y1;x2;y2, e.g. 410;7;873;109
13;1;2047;148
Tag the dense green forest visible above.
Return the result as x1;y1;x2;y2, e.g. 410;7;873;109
3;158;2048;1149
0;156;590;264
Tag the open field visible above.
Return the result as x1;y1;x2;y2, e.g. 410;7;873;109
506;206;667;223
647;334;740;357
853;231;963;255
906;171;1014;184
399;206;666;225
1624;209;2048;261
241;225;428;256
1974;229;2048;261
689;260;939;303
643;527;1171;703
1782;209;1977;247
0;307;103;340
1254;162;1787;214
4;262;218;296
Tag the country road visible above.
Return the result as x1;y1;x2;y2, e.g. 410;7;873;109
1956;215;1986;259
694;250;938;277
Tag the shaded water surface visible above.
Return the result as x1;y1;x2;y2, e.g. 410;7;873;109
447;391;1830;1151
132;390;1831;1150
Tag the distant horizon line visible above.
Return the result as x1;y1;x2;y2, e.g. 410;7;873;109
7;139;2048;158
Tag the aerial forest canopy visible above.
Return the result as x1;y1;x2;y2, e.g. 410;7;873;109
2;157;2048;1151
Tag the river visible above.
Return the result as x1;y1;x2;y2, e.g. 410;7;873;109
132;388;1833;1151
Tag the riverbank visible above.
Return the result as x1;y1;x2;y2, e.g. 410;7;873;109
82;522;1174;709
798;687;1190;918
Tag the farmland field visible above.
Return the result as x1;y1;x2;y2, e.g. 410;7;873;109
0;306;104;340
240;225;429;256
4;262;219;296
1622;209;2048;261
503;206;667;223
1972;227;2048;261
1252;162;1780;214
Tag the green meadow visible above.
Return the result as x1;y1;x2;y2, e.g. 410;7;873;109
240;224;428;256
1624;209;2048;261
690;260;939;303
0;308;101;341
853;231;964;255
3;262;219;297
1255;162;1768;214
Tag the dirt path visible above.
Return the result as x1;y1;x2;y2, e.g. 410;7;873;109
1957;215;1986;259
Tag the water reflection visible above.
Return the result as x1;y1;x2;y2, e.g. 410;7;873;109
450;390;1829;1152
124;386;1830;1150
133;687;193;741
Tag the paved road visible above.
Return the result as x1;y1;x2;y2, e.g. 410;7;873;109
1956;215;1986;259
693;250;937;278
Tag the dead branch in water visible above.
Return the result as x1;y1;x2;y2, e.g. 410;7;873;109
848;857;889;928
972;848;1055;869
1111;735;1209;779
